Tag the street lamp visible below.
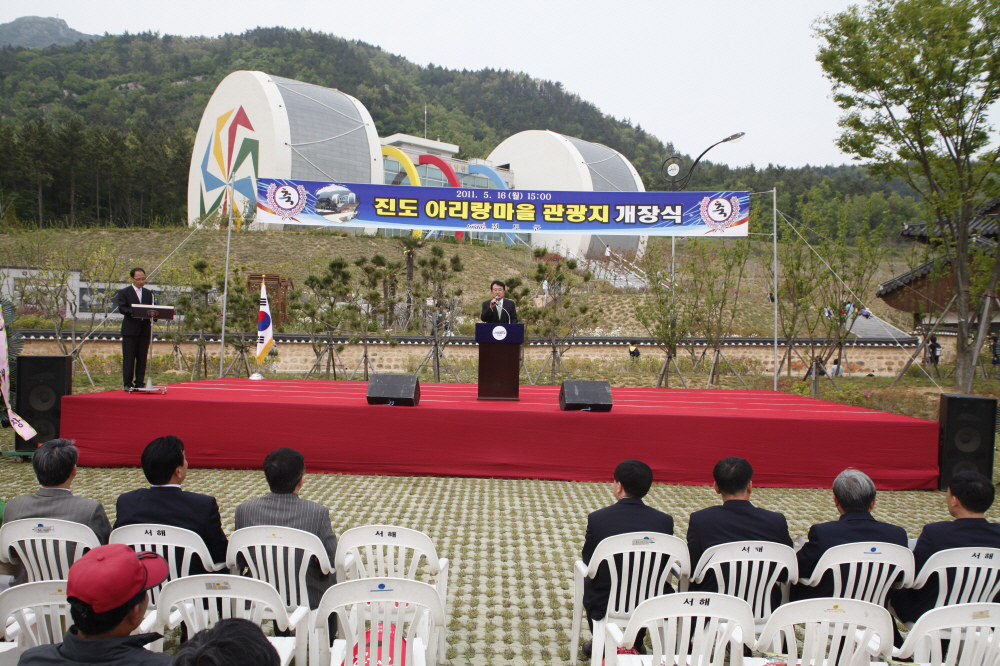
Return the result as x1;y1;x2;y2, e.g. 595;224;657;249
660;132;745;191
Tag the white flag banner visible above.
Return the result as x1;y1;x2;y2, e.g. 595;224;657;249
0;317;37;441
255;282;274;365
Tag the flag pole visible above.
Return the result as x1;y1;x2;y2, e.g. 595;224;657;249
218;195;233;377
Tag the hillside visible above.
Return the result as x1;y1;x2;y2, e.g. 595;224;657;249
0;16;98;49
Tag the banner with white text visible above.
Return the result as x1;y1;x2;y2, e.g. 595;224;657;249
255;179;749;236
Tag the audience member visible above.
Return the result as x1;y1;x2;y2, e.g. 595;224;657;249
172;618;279;666
791;468;908;600
687;457;793;593
114;436;228;573
892;471;1000;623
580;460;673;657
234;448;337;609
17;544;170;665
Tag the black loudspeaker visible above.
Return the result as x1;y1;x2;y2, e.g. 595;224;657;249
366;375;420;407
938;393;997;490
14;355;72;451
559;380;613;412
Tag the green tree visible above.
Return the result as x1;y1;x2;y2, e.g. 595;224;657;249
634;242;693;387
815;0;1000;390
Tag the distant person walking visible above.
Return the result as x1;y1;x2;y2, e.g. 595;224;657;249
990;335;999;379
928;335;942;377
628;343;640;361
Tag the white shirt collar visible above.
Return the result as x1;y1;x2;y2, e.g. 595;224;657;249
152;484;182;489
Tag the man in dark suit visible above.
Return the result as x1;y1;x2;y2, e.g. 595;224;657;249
581;460;673;657
115;267;153;390
480;280;518;324
892;471;1000;624
687;457;793;593
792;468;908;600
114;436;228;574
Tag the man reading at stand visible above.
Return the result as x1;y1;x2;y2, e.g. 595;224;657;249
480;280;518;324
114;267;154;390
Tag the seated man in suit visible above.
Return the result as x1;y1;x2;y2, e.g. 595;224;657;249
792;468;908;600
480;280;518;324
581;460;673;657
234;448;337;610
114;436;228;574
687;456;793;593
892;471;1000;624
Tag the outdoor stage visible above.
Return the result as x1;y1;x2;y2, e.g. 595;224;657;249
61;379;940;490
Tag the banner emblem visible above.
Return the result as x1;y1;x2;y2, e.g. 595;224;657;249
700;196;741;231
266;183;307;220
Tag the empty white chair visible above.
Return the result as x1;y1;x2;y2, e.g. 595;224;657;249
893;602;1000;666
908;547;1000;611
797;542;915;605
139;574;308;666
0;580;70;648
0;519;100;582
605;592;756;666
571;532;691;666
753;598;894;666
312;577;445;666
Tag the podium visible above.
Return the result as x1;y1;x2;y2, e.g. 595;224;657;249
476;323;524;401
129;304;174;393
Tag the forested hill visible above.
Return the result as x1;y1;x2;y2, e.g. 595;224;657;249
0;20;922;229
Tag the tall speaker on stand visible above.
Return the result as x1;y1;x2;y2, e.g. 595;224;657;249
14;355;72;451
938;393;997;490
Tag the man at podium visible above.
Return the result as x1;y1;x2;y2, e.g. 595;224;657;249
480;280;518;324
114;267;154;390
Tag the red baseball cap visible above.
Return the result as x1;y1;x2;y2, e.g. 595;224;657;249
67;544;168;613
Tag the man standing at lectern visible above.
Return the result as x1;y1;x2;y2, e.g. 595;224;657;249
115;267;153;390
481;280;518;324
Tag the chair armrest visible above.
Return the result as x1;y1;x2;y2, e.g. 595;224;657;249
436;558;449;603
287;606;310;630
137;612;160;635
606;623;625;649
211;561;227;572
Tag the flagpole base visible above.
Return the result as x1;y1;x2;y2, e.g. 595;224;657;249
249;372;265;380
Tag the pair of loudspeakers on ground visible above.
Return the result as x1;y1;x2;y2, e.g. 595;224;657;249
366;376;614;411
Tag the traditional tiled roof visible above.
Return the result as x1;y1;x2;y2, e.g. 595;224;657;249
899;196;1000;242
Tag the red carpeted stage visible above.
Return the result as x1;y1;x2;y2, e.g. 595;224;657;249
61;379;939;490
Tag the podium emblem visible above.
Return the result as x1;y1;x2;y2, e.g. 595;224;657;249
492;326;507;341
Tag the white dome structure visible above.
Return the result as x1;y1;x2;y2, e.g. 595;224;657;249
187;70;382;226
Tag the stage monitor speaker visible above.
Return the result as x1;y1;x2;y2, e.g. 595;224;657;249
14;355;72;451
559;380;613;412
366;375;420;407
938;393;996;490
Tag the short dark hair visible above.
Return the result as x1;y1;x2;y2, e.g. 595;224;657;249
69;589;146;636
263;448;305;494
129;267;145;278
32;438;78;486
614;460;653;498
141;436;185;485
490;280;506;290
832;468;877;513
949;471;995;514
173;618;280;666
714;457;754;496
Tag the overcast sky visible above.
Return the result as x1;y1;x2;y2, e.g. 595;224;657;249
4;0;869;168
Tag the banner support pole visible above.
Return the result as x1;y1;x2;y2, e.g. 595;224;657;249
773;187;778;392
218;196;234;378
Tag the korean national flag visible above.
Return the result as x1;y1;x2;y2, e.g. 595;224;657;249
255;282;275;365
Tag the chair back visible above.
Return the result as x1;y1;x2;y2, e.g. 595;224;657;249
914;548;1000;609
753;598;894;666
607;593;755;666
226;526;331;612
154;574;295;635
692;540;798;624
895;602;1000;666
336;525;448;605
109;523;218;607
805;542;915;605
313;577;445;666
0;580;70;647
0;519;100;582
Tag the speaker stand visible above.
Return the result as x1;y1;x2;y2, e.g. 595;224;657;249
305;340;348;380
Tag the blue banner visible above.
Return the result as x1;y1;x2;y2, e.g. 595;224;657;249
256;179;749;236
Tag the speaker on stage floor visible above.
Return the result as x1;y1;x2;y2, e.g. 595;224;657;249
559;380;613;412
366;375;420;406
14;355;72;451
938;393;996;490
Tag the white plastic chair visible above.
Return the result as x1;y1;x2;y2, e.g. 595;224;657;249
311;577;445;666
893;602;1000;666
605;592;756;666
798;542;915;605
907;547;1000;614
0;580;70;648
753;598;894;666
109;523;225;608
692;540;798;637
0;519;100;582
139;574;308;666
227;526;331;614
571;532;691;666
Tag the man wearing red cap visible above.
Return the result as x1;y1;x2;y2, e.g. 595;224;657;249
17;544;171;665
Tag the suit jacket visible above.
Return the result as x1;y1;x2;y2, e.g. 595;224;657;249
892;518;1000;622
791;511;909;600
686;499;793;593
115;285;153;336
581;497;674;619
234;493;338;609
480;298;518;324
114;487;228;574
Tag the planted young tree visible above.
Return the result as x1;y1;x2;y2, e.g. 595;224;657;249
397;235;425;329
415;244;464;381
634;242;692;388
351;256;399;380
174;259;219;380
215;265;261;378
302;258;353;379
